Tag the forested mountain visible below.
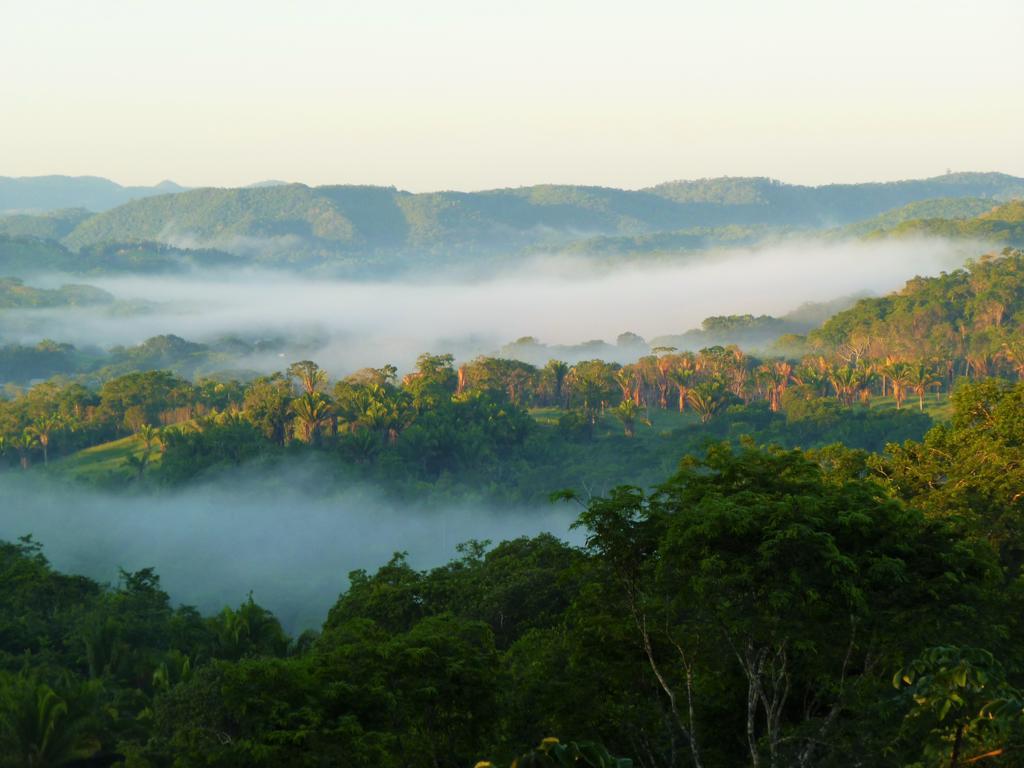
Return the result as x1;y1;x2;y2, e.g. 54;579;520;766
647;172;1024;223
833;199;1024;246
0;235;245;275
0;207;92;239
809;247;1024;376
0;172;1014;272
0;176;185;214
0;277;112;308
839;197;998;236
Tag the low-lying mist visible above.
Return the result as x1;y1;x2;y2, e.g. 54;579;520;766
0;468;581;631
5;237;977;373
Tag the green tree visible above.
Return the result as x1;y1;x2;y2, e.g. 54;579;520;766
291;392;333;445
287;360;328;395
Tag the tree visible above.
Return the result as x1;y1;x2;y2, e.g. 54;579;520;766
542;360;571;407
0;673;109;768
290;392;333;445
612;400;649;438
209;595;289;660
882;361;914;409
8;429;38;470
894;646;1020;767
686;386;721;424
905;362;942;411
404;353;458;409
138;423;162;453
287;360;328;395
27;415;62;466
243;374;293;444
668;368;693;413
576;443;993;768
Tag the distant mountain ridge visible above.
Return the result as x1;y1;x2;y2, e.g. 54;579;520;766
1;172;1022;273
58;172;1024;261
0;175;186;214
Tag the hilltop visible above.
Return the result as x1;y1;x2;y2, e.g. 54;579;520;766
0;172;1020;274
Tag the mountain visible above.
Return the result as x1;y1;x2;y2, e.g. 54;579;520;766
0;208;93;239
645;172;1024;225
0;176;186;214
0;172;1021;273
0;277;113;308
647;296;863;353
809;247;1024;364
0;235;245;275
838;197;998;237
52;173;1024;268
856;200;1024;246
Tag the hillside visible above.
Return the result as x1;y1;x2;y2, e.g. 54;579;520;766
50;173;1024;269
0;208;93;239
60;183;737;263
0;175;185;214
839;197;998;236
809;247;1024;368
859;200;1024;246
0;235;245;275
0;277;113;308
646;172;1024;223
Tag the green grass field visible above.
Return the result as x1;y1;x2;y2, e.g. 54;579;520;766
869;393;954;421
42;434;162;485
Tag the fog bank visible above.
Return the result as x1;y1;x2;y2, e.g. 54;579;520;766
0;471;580;631
3;238;976;373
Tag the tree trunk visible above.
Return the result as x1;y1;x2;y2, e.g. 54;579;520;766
949;723;964;768
747;677;761;768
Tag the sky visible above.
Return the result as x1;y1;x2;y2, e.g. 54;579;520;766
1;0;1022;191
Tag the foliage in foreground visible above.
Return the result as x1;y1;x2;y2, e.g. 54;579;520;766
3;380;1024;765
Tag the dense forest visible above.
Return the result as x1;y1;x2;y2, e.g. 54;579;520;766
6;0;1024;762
5;238;1024;765
3;378;1024;766
1;248;1024;761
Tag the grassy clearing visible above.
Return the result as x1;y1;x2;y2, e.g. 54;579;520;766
869;393;954;421
43;434;162;485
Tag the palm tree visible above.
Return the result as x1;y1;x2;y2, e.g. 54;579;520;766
291;393;333;444
828;366;859;406
687;387;722;424
212;596;288;660
543;360;570;407
905;363;942;411
654;353;677;409
287;360;328;395
756;362;791;412
853;362;877;406
792;364;828;397
668;368;693;413
0;673;105;767
28;416;62;466
137;424;162;453
882;362;914;409
613;367;636;404
999;336;1024;381
613;400;650;437
8;430;38;470
123;453;149;481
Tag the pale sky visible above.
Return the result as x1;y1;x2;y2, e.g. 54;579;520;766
1;0;1022;191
